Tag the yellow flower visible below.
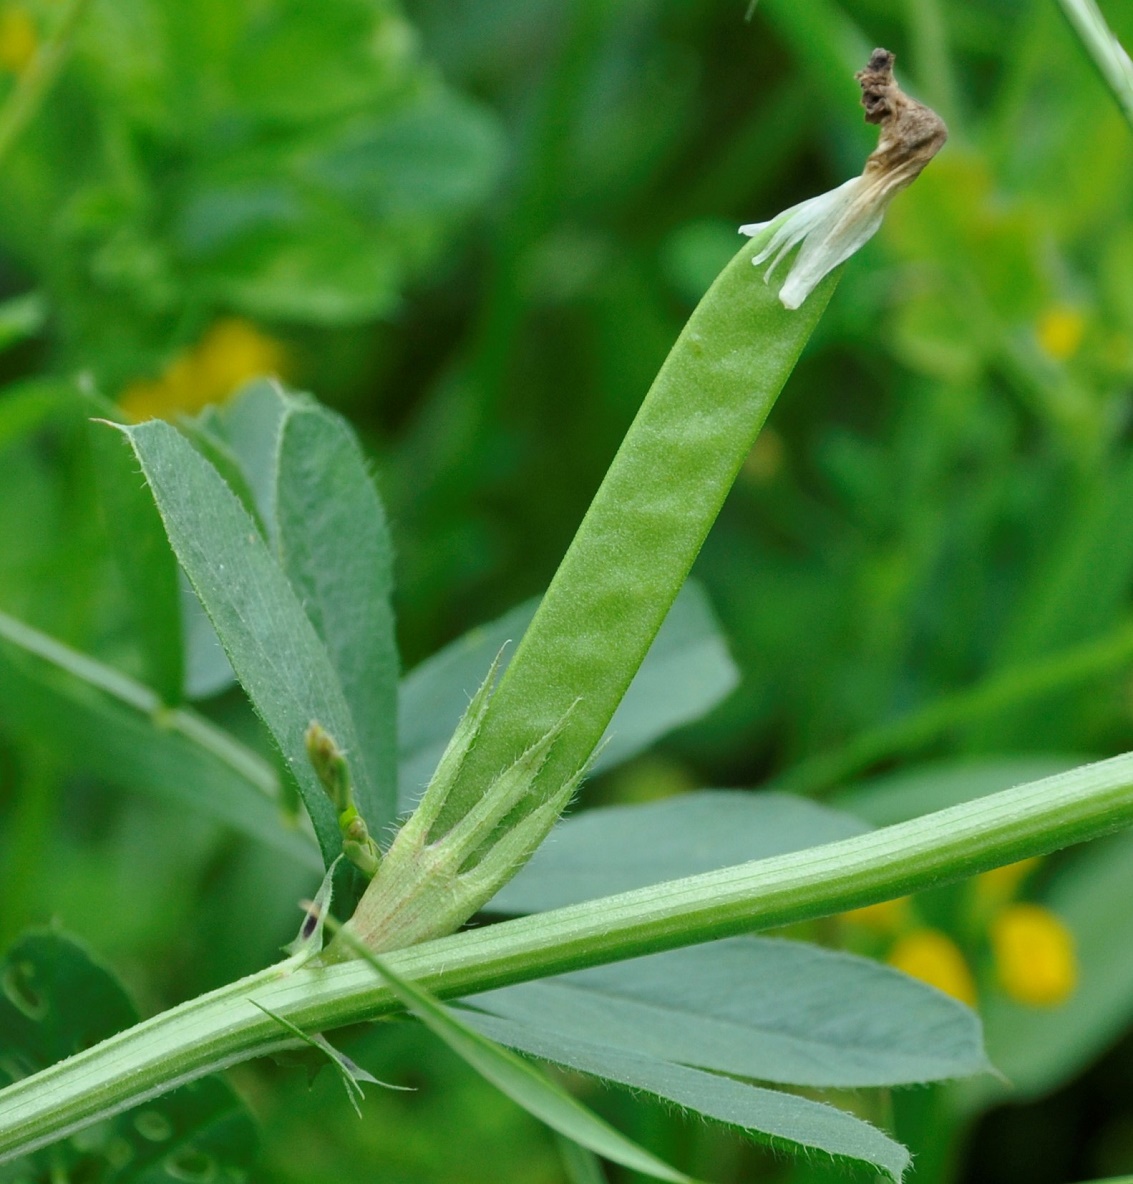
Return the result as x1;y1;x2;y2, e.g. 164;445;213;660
1036;306;1086;361
842;895;911;933
0;5;37;73
190;318;287;401
888;928;977;1006
990;903;1077;1007
973;857;1041;908
120;319;287;422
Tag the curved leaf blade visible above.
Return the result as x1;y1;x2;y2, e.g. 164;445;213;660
463;1009;910;1183
331;934;693;1183
470;936;990;1088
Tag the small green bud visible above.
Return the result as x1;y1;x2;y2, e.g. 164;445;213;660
305;721;352;812
305;721;382;879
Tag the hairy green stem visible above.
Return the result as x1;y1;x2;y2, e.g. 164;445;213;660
3;752;1132;1163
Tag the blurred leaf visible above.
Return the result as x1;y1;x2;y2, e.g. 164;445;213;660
398;582;738;813
756;0;872;165
0;931;136;1085
464;1009;910;1183
340;939;692;1184
0;292;45;353
557;1137;607;1184
0;930;259;1183
116;418;375;867
88;403;184;705
180;570;237;701
304;90;506;221
466;936;990;1088
487;790;867;914
0;0;505;382
661;220;745;307
0;608;318;868
183;85;505;326
1002;461;1133;654
99;1076;259;1184
0;380;72;452
224;0;417;122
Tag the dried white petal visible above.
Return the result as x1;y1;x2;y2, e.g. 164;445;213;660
740;49;947;310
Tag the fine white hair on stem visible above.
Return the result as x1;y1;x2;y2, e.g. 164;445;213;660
741;49;948;310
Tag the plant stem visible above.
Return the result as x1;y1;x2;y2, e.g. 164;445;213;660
3;751;1133;1162
0;0;90;170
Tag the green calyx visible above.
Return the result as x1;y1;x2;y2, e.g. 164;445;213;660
329;654;589;958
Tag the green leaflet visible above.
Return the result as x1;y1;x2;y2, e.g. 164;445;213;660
188;381;401;826
465;936;990;1089
273;394;399;826
112;418;375;868
463;1009;910;1182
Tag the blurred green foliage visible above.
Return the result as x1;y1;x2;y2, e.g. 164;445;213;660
2;0;1133;1182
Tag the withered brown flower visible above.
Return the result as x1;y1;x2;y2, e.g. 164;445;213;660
740;49;947;310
